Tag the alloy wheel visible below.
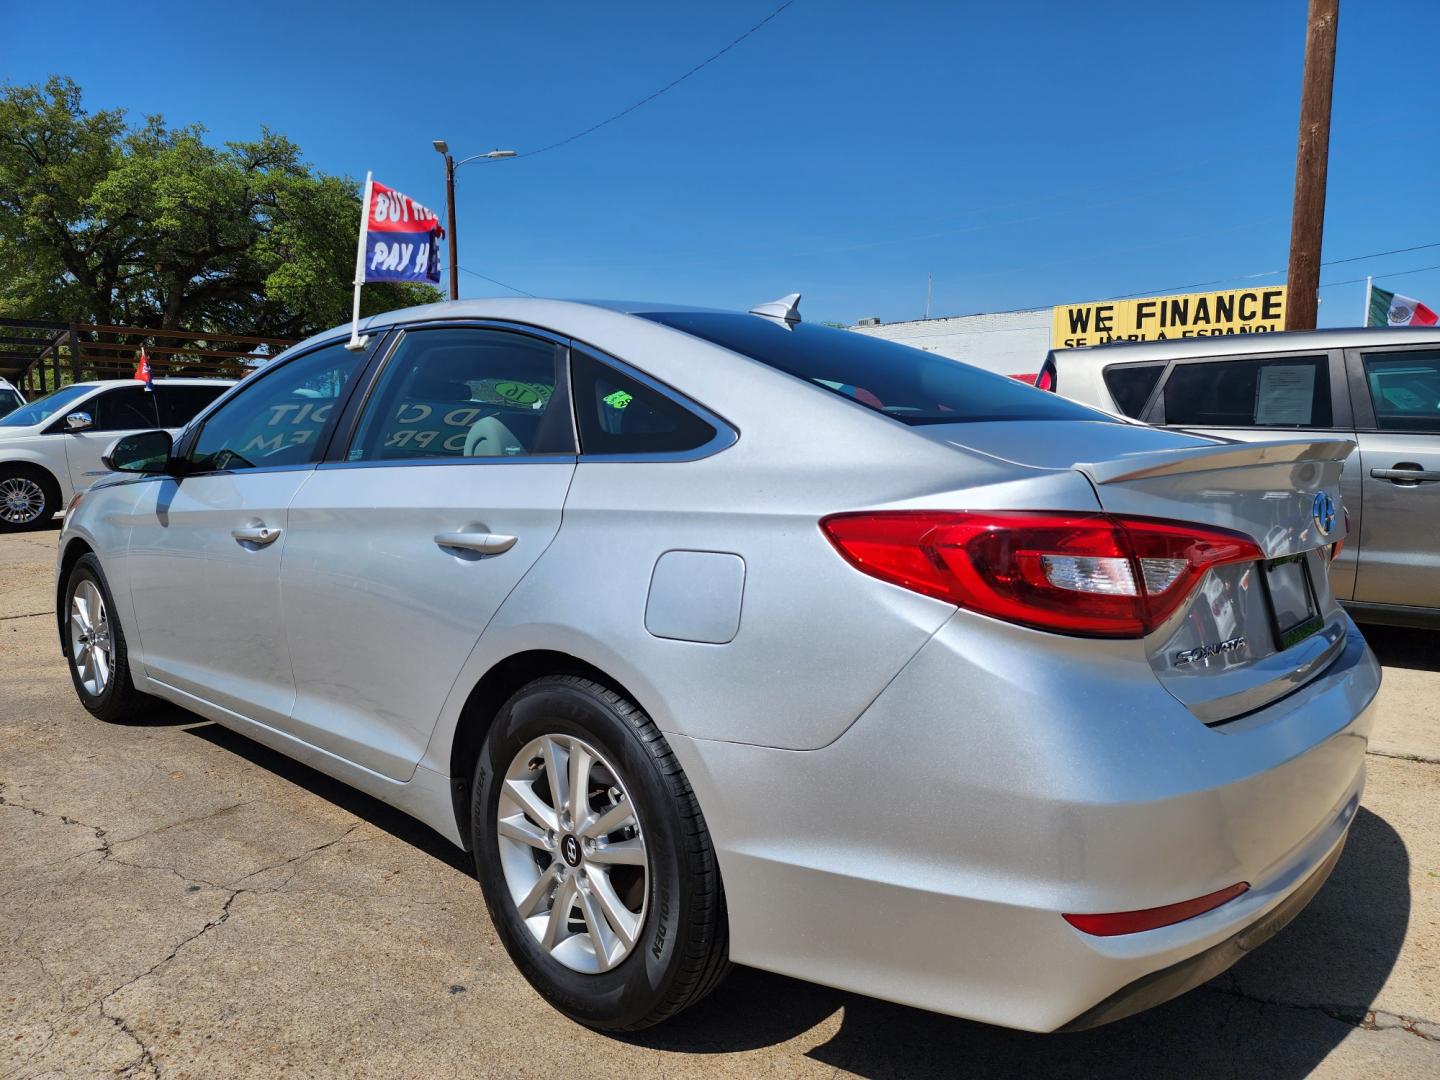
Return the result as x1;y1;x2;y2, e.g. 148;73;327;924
496;733;649;974
69;580;113;696
0;476;45;525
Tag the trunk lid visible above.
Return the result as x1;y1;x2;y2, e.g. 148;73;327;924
928;420;1356;724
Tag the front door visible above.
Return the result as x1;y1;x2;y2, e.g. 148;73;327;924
62;385;166;494
63;384;231;494
1349;346;1440;609
124;341;369;726
279;326;576;779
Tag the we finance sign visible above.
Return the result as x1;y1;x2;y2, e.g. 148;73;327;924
1052;286;1287;349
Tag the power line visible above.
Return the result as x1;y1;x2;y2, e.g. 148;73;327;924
516;2;795;159
1106;240;1440;300
1320;261;1440;290
456;266;537;297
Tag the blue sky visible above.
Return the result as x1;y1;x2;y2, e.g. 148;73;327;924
4;1;1438;327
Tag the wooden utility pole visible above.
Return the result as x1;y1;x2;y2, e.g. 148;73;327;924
1285;0;1339;331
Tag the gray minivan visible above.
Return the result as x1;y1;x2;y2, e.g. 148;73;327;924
1042;327;1440;627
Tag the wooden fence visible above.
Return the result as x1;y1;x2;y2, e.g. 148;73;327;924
0;320;297;396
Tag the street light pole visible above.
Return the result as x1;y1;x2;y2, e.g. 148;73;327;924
432;140;517;302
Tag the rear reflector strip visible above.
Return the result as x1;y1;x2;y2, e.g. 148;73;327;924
1063;882;1250;936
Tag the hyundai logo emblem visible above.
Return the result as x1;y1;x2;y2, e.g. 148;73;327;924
561;834;581;867
1312;492;1337;536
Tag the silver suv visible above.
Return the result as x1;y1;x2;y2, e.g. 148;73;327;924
1041;327;1440;627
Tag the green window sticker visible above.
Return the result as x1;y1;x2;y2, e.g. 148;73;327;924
603;389;633;410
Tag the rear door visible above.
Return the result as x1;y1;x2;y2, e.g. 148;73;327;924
277;324;576;780
1346;344;1440;609
1141;347;1362;599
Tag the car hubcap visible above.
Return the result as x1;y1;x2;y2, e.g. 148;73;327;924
0;477;45;524
497;734;649;974
69;580;113;696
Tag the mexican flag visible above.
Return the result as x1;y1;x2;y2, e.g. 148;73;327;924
1368;284;1438;327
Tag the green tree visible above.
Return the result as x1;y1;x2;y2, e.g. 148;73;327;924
0;76;440;338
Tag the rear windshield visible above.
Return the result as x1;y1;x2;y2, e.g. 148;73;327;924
638;312;1107;425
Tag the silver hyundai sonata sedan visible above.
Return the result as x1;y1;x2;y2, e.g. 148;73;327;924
57;296;1380;1033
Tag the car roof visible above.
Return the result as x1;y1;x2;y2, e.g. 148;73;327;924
1047;325;1439;368
67;377;237;389
284;297;741;356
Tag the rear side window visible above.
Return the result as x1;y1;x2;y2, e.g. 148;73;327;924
1362;350;1440;432
348;328;570;461
1102;362;1165;418
637;312;1107;425
571;348;717;455
1162;355;1331;428
157;385;228;427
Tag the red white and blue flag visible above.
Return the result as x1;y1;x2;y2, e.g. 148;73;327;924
133;347;153;391
359;178;444;285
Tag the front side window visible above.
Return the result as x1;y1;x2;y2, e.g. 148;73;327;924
1102;362;1165;418
1363;350;1440;432
1162;355;1331;428
637;311;1108;425
571;348;717;455
347;328;570;462
0;384;91;427
92;387;163;431
187;344;358;472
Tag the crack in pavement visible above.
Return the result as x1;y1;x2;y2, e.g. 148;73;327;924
0;609;50;620
1208;972;1439;1044
1;781;369;1076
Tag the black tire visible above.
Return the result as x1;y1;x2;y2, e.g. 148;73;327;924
0;464;60;532
63;554;153;722
471;675;729;1031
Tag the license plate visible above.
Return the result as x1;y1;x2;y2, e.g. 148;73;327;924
1263;554;1323;650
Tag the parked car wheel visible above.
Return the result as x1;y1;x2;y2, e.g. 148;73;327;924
471;675;729;1030
64;554;152;722
0;465;59;532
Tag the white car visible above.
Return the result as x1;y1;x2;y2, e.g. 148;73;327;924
0;378;232;530
0;378;23;418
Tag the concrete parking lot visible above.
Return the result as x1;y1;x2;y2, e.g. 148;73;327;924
1;528;1436;1080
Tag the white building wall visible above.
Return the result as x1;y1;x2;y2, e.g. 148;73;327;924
850;308;1052;376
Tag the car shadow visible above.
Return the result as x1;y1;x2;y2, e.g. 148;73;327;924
1357;624;1440;672
622;807;1410;1079
182;720;474;876
170;711;1410;1077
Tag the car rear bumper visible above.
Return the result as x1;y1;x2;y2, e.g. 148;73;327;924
667;614;1380;1032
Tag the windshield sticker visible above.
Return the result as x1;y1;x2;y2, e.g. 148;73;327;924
603;389;633;410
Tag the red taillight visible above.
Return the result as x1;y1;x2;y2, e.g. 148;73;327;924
1035;365;1056;392
819;511;1263;638
1010;373;1040;385
1063;882;1250;936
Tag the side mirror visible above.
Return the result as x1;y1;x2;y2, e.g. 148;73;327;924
64;411;93;432
102;430;174;474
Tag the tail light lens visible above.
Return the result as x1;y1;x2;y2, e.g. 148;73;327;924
820;511;1264;638
1035;362;1057;392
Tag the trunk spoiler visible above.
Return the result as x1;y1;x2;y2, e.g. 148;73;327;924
1075;437;1355;486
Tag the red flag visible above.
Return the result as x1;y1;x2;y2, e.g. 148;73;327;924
134;348;153;390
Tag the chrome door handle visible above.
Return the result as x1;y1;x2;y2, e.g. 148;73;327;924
434;531;517;555
1369;467;1440;483
231;524;282;546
